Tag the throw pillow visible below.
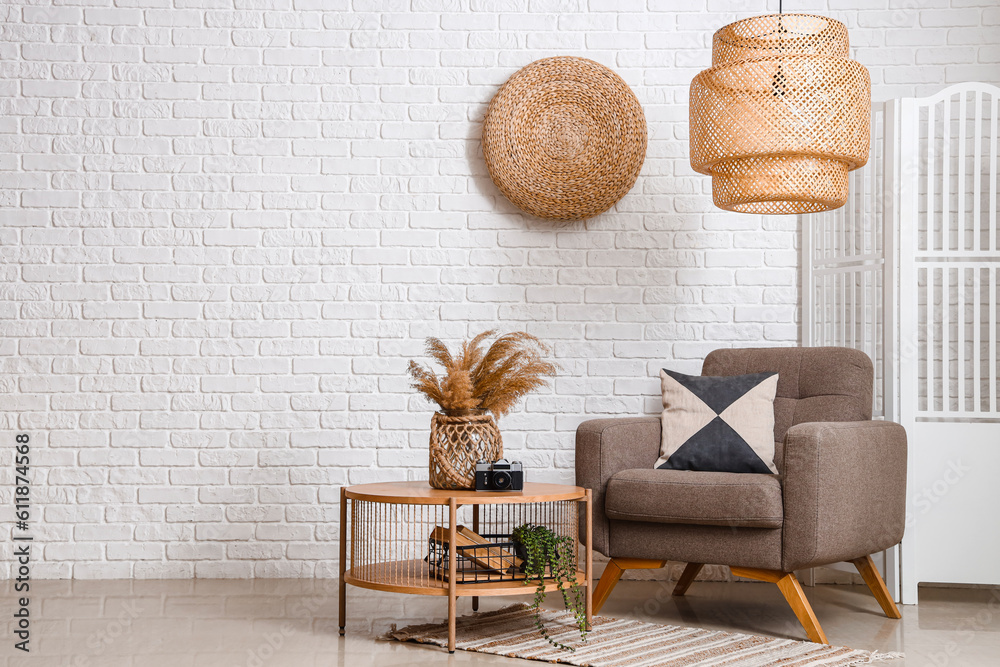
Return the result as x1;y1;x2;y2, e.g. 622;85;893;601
654;369;779;474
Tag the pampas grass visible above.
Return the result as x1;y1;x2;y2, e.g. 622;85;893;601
408;330;557;418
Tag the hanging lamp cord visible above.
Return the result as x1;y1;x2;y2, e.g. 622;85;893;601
773;0;786;97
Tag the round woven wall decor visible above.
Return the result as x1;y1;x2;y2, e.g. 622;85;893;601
690;14;870;215
482;56;647;221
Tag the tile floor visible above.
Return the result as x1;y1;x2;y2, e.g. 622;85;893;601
2;578;999;666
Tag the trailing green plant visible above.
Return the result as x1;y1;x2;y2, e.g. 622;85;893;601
511;523;587;651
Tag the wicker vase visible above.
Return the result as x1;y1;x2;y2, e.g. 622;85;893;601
428;410;503;490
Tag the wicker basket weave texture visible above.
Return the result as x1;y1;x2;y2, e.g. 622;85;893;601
482;56;647;222
428;412;503;491
711;12;848;64
690;14;870;215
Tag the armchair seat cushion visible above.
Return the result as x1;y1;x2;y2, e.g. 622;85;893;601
604;469;784;528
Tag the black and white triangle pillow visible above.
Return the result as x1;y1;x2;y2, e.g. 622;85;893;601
654;369;779;474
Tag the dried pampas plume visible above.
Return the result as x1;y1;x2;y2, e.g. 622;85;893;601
408;330;557;418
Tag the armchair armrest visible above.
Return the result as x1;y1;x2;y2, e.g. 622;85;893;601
781;420;907;571
575;417;661;556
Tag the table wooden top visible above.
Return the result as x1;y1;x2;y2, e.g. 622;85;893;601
343;480;587;505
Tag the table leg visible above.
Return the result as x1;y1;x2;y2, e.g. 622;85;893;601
585;489;593;630
472;504;479;612
339;487;347;636
448;497;457;653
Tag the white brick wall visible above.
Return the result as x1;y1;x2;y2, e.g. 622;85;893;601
1;1;996;579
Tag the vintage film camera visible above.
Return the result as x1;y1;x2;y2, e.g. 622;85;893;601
474;458;524;491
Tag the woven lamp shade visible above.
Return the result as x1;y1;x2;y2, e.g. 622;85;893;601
482;57;647;221
690;14;870;215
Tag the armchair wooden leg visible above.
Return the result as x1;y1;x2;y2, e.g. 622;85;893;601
592;560;624;615
731;567;829;645
592;558;665;614
851;555;902;619
775;571;829;645
672;562;704;596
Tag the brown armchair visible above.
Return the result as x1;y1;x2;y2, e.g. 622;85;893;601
576;347;906;644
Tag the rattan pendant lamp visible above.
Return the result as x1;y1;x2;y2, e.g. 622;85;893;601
689;4;870;214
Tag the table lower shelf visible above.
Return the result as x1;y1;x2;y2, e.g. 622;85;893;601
344;559;588;597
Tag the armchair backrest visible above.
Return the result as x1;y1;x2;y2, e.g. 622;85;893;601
702;347;874;451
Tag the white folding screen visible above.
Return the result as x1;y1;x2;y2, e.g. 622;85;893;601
803;83;1000;604
802;103;890;419
901;85;999;419
802;102;899;597
897;83;1000;603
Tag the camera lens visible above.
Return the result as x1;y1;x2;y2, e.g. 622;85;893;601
491;471;511;490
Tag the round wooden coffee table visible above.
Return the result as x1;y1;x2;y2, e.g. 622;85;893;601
338;481;593;653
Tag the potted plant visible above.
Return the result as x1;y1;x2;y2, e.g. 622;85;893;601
408;330;556;490
511;523;587;650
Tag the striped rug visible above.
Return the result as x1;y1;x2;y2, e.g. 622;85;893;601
382;603;903;666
